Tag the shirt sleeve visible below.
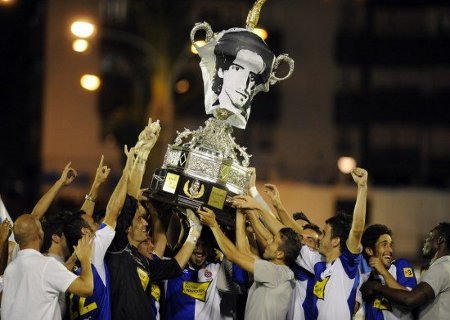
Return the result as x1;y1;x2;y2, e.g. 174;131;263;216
253;259;278;287
232;263;249;286
296;245;322;274
148;258;182;282
93;223;116;266
420;261;450;297
109;195;138;252
44;258;78;293
253;259;293;288
356;272;370;304
394;258;417;290
340;246;362;279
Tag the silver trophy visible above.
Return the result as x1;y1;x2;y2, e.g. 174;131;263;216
148;0;294;227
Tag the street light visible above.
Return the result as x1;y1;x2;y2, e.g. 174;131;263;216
175;79;190;94
337;156;356;174
190;28;268;55
80;74;101;91
72;39;89;53
253;27;268;40
71;21;96;38
190;40;206;55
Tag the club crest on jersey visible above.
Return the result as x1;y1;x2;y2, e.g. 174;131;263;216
313;276;330;300
182;281;212;302
403;267;414;278
373;296;392;311
151;283;161;301
137;267;150;290
183;179;205;199
204;270;213;279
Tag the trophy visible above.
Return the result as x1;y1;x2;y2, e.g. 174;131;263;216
148;0;294;228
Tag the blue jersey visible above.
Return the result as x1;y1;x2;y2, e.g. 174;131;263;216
363;259;417;320
149;256;162;320
297;245;361;320
69;265;111;320
287;263;315;320
68;224;115;320
164;262;221;320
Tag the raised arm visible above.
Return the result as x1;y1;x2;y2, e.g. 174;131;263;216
347;167;368;254
244;208;273;250
0;219;12;275
247;168;277;218
236;209;260;259
264;183;303;235
172;209;202;268
233;195;285;235
67;234;94;297
128;119;161;198
31;162;77;220
80;155;110;217
198;207;256;273
103;147;134;230
146;200;167;258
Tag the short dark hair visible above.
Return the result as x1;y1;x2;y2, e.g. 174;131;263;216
117;195;139;234
361;224;393;262
212;30;274;95
41;211;72;253
303;223;321;236
278;227;302;266
434;222;450;249
64;211;90;254
293;212;311;223
325;213;352;253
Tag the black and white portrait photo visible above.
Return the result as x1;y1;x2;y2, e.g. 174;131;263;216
198;28;275;129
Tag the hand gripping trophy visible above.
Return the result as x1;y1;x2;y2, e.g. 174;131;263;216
147;0;294;229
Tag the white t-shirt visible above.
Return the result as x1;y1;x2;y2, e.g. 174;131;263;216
418;255;450;320
245;259;295;320
1;249;77;320
46;253;67;317
92;223;115;285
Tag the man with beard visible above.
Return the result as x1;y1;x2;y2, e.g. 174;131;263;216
247;168;368;320
1;215;93;320
164;233;223;320
198;207;301;320
360;224;417;320
361;222;450;320
106;119;203;320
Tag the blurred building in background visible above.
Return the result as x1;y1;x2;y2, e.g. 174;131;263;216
1;0;449;264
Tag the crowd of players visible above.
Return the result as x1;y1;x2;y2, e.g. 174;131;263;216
0;119;448;320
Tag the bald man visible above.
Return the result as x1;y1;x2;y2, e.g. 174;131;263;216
1;214;94;320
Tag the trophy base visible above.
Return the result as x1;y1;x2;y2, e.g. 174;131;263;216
147;168;238;228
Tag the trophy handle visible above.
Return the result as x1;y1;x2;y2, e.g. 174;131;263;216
190;22;214;49
269;54;295;85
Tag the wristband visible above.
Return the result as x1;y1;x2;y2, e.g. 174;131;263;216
249;186;258;197
85;194;95;203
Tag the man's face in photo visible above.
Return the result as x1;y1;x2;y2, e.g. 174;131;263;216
218;49;265;111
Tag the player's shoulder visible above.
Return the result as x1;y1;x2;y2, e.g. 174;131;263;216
393;258;415;278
